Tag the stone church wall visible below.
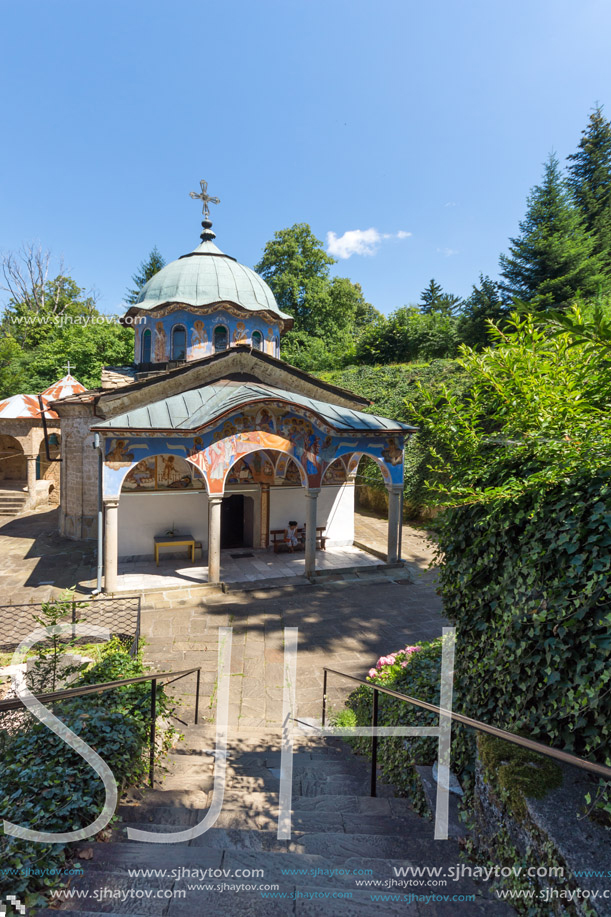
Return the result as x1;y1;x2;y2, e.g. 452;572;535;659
59;408;98;540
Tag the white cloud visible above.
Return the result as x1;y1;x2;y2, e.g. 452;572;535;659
326;228;411;259
437;247;459;257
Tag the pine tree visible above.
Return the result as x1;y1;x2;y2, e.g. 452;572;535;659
567;106;611;282
126;247;166;304
420;278;461;315
499;153;604;310
420;278;443;313
458;275;508;348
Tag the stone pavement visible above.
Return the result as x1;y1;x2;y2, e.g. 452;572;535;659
140;569;446;727
0;506;441;608
114;544;380;592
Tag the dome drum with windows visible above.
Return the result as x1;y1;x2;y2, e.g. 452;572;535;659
124;193;292;367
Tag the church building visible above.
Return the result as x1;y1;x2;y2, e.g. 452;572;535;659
51;183;414;592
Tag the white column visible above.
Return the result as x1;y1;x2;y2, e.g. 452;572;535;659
208;496;223;583
26;454;37;496
304;488;320;577
103;499;120;593
387;485;403;564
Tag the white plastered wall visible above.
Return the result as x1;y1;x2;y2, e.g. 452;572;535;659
118;492;209;560
269;484;354;547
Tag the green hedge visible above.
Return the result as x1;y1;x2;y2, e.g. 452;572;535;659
438;471;611;816
0;640;175;908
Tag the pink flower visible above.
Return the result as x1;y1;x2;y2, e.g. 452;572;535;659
368;668;378;679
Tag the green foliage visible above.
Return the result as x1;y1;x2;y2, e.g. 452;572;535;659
355;306;460;364
345;638;443;807
27;590;91;694
411;309;611;819
567;105;611;280
478;734;563;819
256;223;379;371
0;640;176;908
457;274;509;349
420;277;462;316
320;360;471;514
414;308;611;504
0;273;133;397
499;153;605;309
255;223;336;336
125;246;166;305
280;327;357;372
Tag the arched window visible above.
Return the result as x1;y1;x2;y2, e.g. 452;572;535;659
252;330;263;350
274;336;280;355
214;325;228;352
141;328;152;363
171;324;186;360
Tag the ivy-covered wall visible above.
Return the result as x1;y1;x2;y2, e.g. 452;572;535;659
438;471;611;816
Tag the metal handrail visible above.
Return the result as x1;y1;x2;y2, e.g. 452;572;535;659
0;666;201;786
322;667;611;797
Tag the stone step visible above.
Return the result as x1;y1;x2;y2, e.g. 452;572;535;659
117;806;431;839
70;841;461;879
218;791;415;817
155;751;215;777
123;787;210;808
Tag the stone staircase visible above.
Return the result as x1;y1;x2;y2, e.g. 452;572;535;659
40;725;515;916
0;488;27;516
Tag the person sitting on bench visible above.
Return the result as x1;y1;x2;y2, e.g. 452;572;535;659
284;520;300;552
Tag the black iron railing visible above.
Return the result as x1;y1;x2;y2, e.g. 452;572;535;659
0;666;200;786
322;666;611;797
0;596;141;655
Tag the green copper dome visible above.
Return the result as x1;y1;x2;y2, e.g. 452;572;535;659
129;239;291;324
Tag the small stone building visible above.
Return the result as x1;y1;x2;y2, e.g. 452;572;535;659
0;374;85;511
51;199;414;591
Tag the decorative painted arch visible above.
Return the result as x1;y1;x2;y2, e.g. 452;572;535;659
101;427;404;499
342;450;398;488
103;441;209;498
190;430;309;494
224;446;308;487
321;455;349;485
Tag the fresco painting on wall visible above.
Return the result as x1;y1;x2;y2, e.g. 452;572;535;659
154;323;167;362
122;455;206;491
101;402;404;499
137;310;281;364
191;320;208;357
322;457;348;485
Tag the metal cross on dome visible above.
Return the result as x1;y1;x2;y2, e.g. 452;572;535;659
189;180;220;220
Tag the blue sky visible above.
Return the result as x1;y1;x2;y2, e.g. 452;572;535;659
1;0;611;316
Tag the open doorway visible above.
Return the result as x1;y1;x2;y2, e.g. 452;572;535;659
221;494;245;548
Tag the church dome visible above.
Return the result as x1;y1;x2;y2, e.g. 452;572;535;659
129;238;292;325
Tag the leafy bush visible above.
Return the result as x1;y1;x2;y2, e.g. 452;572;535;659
355;306;460;364
345;638;444;803
0;639;176;908
320;360;471;515
413;307;611;819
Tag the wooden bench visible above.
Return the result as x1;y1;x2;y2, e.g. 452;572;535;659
269;526;326;553
154;534;196;566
